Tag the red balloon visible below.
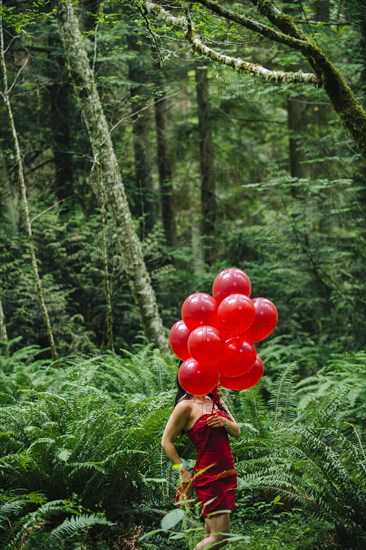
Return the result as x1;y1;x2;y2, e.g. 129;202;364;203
188;326;224;366
181;293;218;331
217;337;256;377
212;268;251;304
217;294;255;340
178;358;219;396
242;297;278;343
169;320;191;361
220;356;264;390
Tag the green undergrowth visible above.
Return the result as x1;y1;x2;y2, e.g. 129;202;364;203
0;342;365;549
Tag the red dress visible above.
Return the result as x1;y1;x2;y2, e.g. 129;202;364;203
187;410;237;518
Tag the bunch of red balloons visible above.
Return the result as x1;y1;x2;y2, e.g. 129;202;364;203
169;268;278;395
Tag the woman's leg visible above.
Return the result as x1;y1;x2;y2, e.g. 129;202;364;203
194;513;230;549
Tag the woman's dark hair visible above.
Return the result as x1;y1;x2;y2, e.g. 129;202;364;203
174;374;192;407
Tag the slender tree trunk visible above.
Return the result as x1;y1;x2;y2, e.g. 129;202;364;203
0;5;58;359
128;33;156;238
0;148;18;231
54;0;168;351
153;60;176;247
47;33;74;205
283;4;309;181
287;97;309;179
195;62;216;263
313;0;330;22
0;296;8;342
99;188;114;351
189;176;205;279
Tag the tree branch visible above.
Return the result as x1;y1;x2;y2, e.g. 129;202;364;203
249;0;307;40
195;0;309;51
145;2;319;86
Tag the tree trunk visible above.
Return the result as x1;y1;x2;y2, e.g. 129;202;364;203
313;0;330;22
100;192;114;352
283;5;309;181
195;62;216;263
0;296;8;342
287;97;309;179
128;33;156;238
54;0;168;352
0;148;18;231
47;33;74;205
0;4;58;359
153;61;176;247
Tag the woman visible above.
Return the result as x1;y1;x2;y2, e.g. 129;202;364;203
161;380;240;549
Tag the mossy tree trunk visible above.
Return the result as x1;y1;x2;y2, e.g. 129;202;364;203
54;0;168;352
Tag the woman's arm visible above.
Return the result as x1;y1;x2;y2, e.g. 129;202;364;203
161;400;192;483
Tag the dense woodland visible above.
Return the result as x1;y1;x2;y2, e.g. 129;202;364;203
0;0;366;548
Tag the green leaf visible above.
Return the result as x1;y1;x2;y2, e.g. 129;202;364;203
161;509;185;532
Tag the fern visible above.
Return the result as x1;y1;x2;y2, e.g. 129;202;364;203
50;513;114;540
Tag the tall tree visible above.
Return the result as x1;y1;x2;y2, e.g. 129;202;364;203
153;57;176;247
145;0;366;161
284;3;310;181
195;61;216;262
54;0;168;352
287;97;309;179
47;34;74;205
0;3;58;358
127;33;156;237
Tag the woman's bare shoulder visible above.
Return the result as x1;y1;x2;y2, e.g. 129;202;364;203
174;399;192;416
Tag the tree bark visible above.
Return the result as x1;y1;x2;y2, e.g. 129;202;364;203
287;97;309;179
195;62;216;263
128;33;156;238
0;296;8;342
0;3;58;359
283;4;309;181
54;0;168;352
47;33;74;205
153;61;176;247
100;191;114;351
313;0;330;23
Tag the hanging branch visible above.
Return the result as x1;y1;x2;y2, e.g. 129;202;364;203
144;2;319;85
0;2;58;359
